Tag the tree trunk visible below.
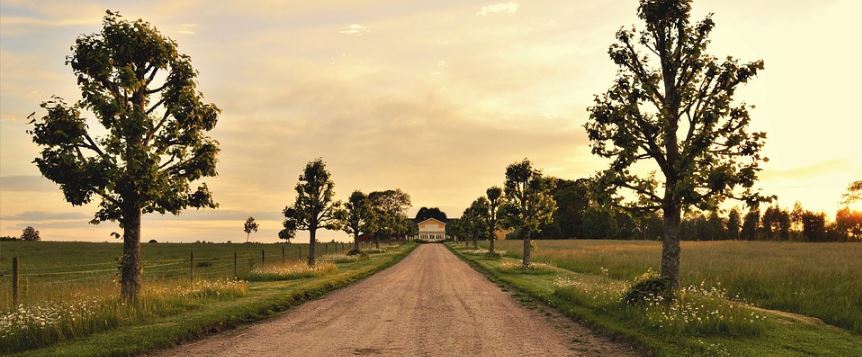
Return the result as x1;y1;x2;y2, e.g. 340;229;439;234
121;208;142;302
488;230;495;255
472;233;478;249
353;234;360;252
375;235;380;249
246;232;250;242
522;229;531;267
308;228;317;266
661;205;682;290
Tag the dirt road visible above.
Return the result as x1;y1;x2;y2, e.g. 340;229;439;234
156;244;638;356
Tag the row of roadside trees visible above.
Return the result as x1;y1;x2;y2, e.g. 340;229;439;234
279;159;413;266
22;12;413;300
451;158;557;267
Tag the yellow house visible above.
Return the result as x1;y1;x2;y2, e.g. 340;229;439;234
495;227;514;240
416;217;447;241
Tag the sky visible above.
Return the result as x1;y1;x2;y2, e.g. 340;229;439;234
1;0;860;243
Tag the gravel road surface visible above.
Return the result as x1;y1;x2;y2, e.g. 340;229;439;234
156;244;638;356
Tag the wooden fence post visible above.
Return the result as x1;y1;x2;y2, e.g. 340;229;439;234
261;249;265;265
12;257;19;306
190;252;194;280
233;251;237;277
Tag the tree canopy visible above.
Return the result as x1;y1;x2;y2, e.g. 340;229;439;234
368;189;412;247
20;226;41;242
415;207;448;223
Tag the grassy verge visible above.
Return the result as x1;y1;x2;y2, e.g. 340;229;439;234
486;239;862;334
447;243;862;356
13;243;416;357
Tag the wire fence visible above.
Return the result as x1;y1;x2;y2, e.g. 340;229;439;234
0;241;368;309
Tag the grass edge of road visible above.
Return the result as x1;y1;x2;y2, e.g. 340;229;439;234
446;243;862;357
15;242;418;357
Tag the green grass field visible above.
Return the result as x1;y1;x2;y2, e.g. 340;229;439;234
0;240;409;355
483;239;862;336
0;240;361;307
449;243;862;356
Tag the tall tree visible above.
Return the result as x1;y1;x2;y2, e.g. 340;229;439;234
499;159;557;266
243;217;259;242
445;218;462;242
584;0;770;289
741;208;760;240
20;226;41;242
484;186;503;255
341;190;372;252
801;210;827;242
843;180;862;205
582;206;618;239
28;11;220;301
368;189;411;248
726;208;741;240
415;207;448;223
282;159;343;266
835;207;862;241
705;211;724;241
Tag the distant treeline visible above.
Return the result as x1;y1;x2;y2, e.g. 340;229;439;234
507;178;862;242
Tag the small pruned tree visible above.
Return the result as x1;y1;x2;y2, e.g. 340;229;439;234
484;186;503;255
499;159;556;267
243;217;259;242
21;226;41;242
341;190;372;253
282;159;343;266
584;0;771;289
465;197;490;249
28;11;220;301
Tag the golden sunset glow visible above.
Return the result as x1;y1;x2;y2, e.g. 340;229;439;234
1;0;860;242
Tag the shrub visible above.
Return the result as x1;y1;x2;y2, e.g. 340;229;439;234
623;268;671;305
624;279;671;305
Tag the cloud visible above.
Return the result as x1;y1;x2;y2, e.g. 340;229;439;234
0;16;100;28
0;176;57;192
477;2;520;16
177;23;198;35
339;24;368;35
0;211;89;221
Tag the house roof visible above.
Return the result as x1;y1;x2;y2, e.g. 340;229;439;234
416;217;447;226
